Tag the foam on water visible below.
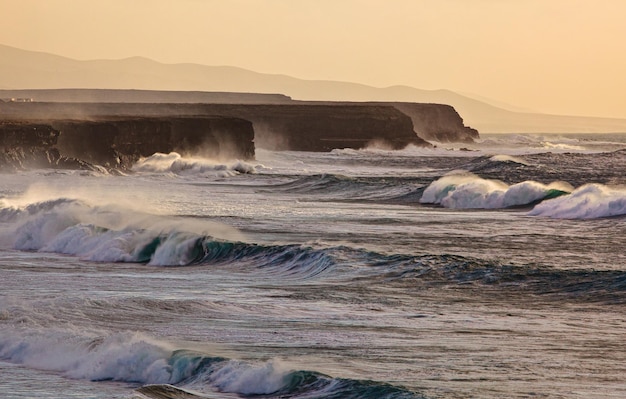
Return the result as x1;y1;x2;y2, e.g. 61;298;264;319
488;154;529;165
133;152;258;176
528;183;626;219
0;328;424;398
0;187;245;251
206;360;292;395
477;133;626;155
0;330;174;383
420;172;572;209
0;328;288;393
0;195;337;277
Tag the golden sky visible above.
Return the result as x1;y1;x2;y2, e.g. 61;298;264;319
2;0;625;118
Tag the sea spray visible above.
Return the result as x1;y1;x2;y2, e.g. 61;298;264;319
420;172;572;209
133;152;258;176
528;183;626;219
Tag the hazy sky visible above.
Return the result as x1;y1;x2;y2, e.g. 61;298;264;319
2;0;626;118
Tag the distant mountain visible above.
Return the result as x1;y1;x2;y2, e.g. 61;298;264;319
2;43;626;133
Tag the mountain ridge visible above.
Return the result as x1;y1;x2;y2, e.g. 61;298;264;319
2;43;626;133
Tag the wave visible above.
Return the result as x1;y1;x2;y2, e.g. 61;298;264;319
361;253;626;304
266;173;423;202
528;183;626;219
133;152;258;176
0;330;424;399
0;197;334;277
488;154;529;165
2;196;625;295
3;195;625;295
420;172;571;209
476;133;626;155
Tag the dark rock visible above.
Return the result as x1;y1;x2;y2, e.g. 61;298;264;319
192;104;428;151
52;116;255;170
391;103;479;143
0;122;63;171
1;102;429;153
0;94;480;173
0;117;254;172
1;89;480;144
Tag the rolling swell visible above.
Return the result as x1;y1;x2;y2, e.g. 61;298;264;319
0;197;81;223
140;234;335;277
0;328;424;399
3;198;624;298
264;173;425;203
370;253;626;303
0;198;333;276
141;350;424;399
419;172;572;209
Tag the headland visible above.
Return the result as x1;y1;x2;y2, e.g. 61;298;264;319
0;89;479;171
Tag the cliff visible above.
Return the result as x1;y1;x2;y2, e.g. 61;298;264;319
391;103;479;143
0;97;476;171
0;101;430;154
0;116;255;172
0;89;293;104
187;104;429;151
53;116;255;169
1;89;479;144
0;122;90;171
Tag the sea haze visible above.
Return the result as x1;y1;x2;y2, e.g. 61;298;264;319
1;133;625;399
4;44;626;134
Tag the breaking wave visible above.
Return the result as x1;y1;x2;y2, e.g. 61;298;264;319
0;197;334;278
266;173;423;202
420;172;571;209
421;173;626;219
528;183;626;219
133;152;258;176
0;330;425;399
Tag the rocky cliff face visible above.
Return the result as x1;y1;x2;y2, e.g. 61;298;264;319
188;104;429;151
1;102;430;158
0;98;477;172
391;103;479;143
0;117;254;172
0;122;85;171
52;117;255;169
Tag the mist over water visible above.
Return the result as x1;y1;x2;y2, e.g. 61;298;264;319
1;133;626;399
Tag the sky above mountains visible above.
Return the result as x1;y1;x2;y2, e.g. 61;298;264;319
2;0;625;119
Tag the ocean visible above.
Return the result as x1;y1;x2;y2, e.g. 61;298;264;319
1;133;625;399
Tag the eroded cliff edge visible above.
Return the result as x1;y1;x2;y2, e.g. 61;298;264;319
0;116;254;171
390;103;479;143
1;96;479;171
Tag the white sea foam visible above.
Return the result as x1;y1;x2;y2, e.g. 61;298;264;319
133;152;258;176
420;173;572;209
0;190;245;262
7;212;207;265
541;141;586;151
0;328;294;394
476;134;625;155
209;359;292;395
489;154;529;165
148;232;202;266
528;183;626;219
0;330;175;384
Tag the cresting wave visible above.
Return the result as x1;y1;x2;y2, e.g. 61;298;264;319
133;152;258;176
420;172;572;209
420;172;626;218
266;173;423;203
0;198;333;276
528;183;626;219
0;330;425;399
2;198;624;299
